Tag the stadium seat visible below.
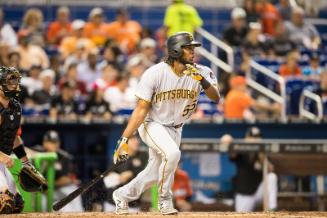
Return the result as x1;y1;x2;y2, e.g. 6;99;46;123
198;92;221;117
286;79;320;115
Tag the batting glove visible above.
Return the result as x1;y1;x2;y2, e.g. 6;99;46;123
183;64;203;81
113;137;129;164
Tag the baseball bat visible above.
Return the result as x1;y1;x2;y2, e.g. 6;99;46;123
52;161;123;211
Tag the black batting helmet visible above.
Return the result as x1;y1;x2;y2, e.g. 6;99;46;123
0;66;22;99
167;32;201;58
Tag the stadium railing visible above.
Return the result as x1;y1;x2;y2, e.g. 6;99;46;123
196;27;234;73
299;89;324;122
180;138;327;211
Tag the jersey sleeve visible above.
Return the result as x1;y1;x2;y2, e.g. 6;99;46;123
199;65;218;86
135;68;157;102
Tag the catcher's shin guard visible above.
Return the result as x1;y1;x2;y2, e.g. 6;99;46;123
13;193;24;213
0;190;15;214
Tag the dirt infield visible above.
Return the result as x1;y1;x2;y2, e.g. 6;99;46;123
3;212;327;218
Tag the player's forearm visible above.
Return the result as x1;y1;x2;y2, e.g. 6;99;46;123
122;112;147;138
13;136;28;162
122;102;151;138
203;85;220;103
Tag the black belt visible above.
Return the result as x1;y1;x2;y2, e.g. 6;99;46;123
173;123;183;128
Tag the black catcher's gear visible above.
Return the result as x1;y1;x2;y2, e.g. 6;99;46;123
0;99;21;155
12;193;24;213
0;191;24;214
0;66;22;99
167;32;201;58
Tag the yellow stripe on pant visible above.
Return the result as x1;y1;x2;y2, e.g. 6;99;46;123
143;122;168;194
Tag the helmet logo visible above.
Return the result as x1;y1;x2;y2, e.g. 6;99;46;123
187;34;194;42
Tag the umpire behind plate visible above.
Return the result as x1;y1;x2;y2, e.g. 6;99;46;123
0;66;47;214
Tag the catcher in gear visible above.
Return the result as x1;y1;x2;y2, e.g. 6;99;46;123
0;66;47;214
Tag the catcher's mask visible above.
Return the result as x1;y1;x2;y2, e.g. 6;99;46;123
167;32;201;59
0;66;22;99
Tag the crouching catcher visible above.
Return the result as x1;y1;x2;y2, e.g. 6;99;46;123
0;66;47;214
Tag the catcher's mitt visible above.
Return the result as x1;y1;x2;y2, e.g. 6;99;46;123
18;164;48;192
0;190;14;214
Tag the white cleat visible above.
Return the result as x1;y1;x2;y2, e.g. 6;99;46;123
113;190;129;214
158;196;178;215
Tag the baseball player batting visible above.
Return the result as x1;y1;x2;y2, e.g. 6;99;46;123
112;32;220;215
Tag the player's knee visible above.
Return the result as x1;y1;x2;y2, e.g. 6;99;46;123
0;190;15;214
168;150;181;164
268;172;278;184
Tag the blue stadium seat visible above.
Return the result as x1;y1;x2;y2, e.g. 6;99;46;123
286;79;320;115
318;7;327;19
116;108;134;116
251;68;278;92
2;6;233;36
198;92;220;117
304;91;327;116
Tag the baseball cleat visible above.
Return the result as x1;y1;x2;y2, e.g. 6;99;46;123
158;196;178;215
113;190;129;214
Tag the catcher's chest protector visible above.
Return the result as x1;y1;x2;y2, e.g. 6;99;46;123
0;99;21;155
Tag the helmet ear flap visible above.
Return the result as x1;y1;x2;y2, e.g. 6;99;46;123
173;48;181;58
170;45;183;58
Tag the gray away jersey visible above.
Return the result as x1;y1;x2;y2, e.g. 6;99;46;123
135;62;217;126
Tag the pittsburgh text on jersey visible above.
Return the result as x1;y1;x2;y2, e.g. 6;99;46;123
154;89;198;103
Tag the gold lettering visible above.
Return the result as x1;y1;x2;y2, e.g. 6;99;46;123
186;90;191;99
181;89;186;99
162;92;168;101
157;93;162;103
190;90;197;99
171;90;176;99
155;93;158;103
154;89;198;102
177;89;182;99
167;90;171;100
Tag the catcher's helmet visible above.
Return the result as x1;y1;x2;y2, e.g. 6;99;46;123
167;32;201;58
0;66;21;99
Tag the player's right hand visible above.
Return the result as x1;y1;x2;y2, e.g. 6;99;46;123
0;153;14;168
183;64;203;81
113;137;129;164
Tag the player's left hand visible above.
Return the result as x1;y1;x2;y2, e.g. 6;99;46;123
113;137;129;164
183;64;203;81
